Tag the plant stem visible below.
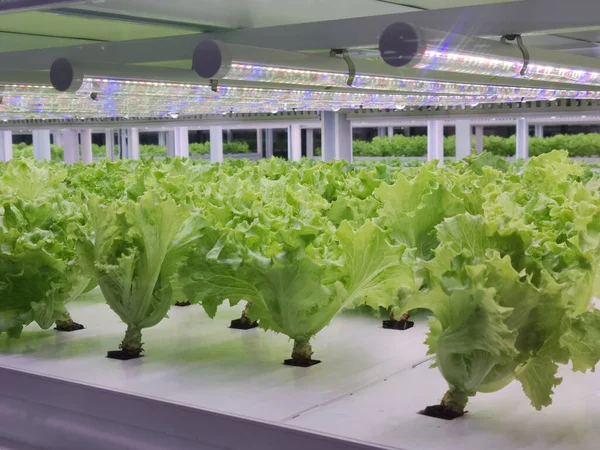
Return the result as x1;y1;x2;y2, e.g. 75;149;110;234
241;304;249;319
120;325;143;356
441;388;469;415
291;339;313;362
55;313;75;331
239;303;254;325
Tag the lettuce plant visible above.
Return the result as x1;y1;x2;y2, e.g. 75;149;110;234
401;154;600;419
88;192;200;358
183;170;410;365
0;160;92;337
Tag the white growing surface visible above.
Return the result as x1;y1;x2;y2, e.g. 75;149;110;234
0;289;598;450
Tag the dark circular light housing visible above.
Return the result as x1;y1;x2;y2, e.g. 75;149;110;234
378;22;424;68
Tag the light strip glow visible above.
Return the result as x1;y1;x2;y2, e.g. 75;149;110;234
77;77;546;105
3;76;599;121
415;49;600;87
224;63;600;99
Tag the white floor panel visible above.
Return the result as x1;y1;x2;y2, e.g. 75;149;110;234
286;356;600;450
0;290;429;424
0;289;597;450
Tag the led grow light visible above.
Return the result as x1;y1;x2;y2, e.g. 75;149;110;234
192;40;600;100
72;77;548;107
35;62;600;120
378;22;600;87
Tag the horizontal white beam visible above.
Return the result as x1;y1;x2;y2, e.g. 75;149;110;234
0;118;322;132
351;113;600;127
0;366;380;450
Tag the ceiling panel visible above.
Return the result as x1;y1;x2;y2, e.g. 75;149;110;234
380;0;518;8
64;0;417;28
0;11;194;42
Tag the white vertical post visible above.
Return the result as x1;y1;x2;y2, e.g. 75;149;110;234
63;129;80;164
165;130;176;157
427;119;444;165
377;127;387;138
516;118;529;160
534;124;544;138
475;126;484;153
226;129;233;143
0;130;12;162
32;130;51;161
118;129;127;159
173;127;189;158
80;129;93;164
52;132;63;147
387;126;394;137
265;129;274;158
158;131;167;147
210;126;223;163
322;111;352;163
288;124;302;161
455;120;472;160
256;129;263;157
105;129;116;161
129;128;140;160
306;129;314;159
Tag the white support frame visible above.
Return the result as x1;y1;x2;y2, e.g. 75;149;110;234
105;129;116;161
0;130;12;162
52;132;63;147
455;120;472;160
306;129;314;159
427;119;444;165
158;131;167;147
534;124;544;138
130;128;140;160
287;124;302;161
32;130;51;161
80;129;93;164
516;118;529;160
210;126;224;163
63;129;80;164
256;129;263;156
165;130;176;157
322;111;352;163
173;127;189;158
475;126;484;154
265;129;274;158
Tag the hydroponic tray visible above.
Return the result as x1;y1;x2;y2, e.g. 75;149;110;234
0;291;598;450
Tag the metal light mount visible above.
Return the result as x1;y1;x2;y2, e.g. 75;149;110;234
500;34;530;76
329;48;356;86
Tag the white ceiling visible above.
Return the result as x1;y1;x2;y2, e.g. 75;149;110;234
46;0;600;57
69;0;516;29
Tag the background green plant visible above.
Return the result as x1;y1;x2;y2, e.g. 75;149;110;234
10;133;600;161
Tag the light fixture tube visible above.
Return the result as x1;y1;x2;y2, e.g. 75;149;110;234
192;40;600;101
378;22;600;87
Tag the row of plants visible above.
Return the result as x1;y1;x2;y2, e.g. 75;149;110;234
11;141;253;161
13;133;600;161
1;152;599;420
314;133;600;158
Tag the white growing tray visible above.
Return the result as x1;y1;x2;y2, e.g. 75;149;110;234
0;290;597;450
